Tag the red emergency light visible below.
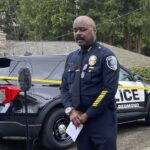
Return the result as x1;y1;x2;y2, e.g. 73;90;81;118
0;86;20;104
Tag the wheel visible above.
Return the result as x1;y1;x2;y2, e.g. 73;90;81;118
145;107;150;126
42;108;73;149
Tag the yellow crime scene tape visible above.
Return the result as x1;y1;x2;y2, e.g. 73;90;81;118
118;85;150;90
0;76;150;90
0;76;61;84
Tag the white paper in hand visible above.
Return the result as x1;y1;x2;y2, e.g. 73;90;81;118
66;122;83;142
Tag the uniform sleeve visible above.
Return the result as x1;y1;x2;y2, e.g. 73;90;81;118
86;55;120;118
60;55;72;109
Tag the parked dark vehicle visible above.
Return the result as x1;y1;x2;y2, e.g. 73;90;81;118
0;55;150;149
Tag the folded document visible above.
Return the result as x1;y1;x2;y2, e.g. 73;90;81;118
66;122;83;142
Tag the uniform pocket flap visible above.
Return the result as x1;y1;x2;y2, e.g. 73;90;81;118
68;65;76;72
89;67;100;73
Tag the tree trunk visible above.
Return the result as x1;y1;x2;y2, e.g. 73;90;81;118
124;27;131;50
106;26;114;45
136;28;142;54
107;35;113;45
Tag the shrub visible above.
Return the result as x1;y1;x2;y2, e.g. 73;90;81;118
129;66;150;82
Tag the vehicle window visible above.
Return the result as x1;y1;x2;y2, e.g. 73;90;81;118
119;68;133;81
50;61;65;80
5;59;62;80
31;61;60;79
9;61;27;76
0;67;10;76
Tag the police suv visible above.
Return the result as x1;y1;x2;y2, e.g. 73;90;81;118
0;55;150;150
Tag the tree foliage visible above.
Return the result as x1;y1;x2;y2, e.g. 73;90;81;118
0;0;20;39
18;0;76;40
0;0;150;55
129;66;150;81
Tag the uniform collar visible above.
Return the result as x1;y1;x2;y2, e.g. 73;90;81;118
90;41;102;49
80;41;99;54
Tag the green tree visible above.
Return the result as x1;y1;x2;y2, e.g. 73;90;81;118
18;0;76;40
77;0;150;55
1;0;149;55
18;0;53;40
78;0;121;44
0;0;20;39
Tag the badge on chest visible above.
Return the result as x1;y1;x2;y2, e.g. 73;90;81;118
88;55;97;66
81;55;98;79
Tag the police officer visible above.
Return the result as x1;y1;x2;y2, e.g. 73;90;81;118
60;16;119;150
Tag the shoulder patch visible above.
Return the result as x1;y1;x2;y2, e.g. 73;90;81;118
106;56;118;71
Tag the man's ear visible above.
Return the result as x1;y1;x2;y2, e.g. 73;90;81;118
94;27;97;33
94;28;97;34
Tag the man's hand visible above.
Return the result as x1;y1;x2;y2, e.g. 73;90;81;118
69;109;82;127
79;113;88;123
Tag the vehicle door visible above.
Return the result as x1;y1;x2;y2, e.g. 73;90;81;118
115;67;145;112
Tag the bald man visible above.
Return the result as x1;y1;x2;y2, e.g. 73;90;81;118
60;16;119;150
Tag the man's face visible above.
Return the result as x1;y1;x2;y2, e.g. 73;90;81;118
73;20;96;48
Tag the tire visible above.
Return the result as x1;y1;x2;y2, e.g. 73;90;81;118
42;108;73;150
145;107;150;126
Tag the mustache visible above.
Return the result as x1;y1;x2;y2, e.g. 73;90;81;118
75;36;85;41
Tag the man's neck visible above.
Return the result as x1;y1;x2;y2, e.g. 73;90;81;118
81;40;97;51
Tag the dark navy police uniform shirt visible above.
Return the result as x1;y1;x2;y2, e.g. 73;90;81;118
60;42;120;118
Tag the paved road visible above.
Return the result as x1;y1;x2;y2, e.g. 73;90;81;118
0;120;150;150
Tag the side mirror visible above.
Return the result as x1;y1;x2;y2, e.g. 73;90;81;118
134;74;143;81
18;67;32;91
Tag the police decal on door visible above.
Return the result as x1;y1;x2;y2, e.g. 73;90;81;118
115;81;145;110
